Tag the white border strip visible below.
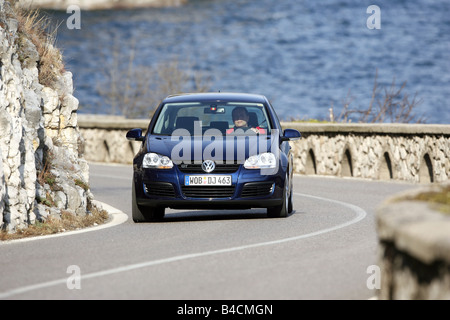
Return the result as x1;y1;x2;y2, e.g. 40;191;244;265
0;201;128;245
0;193;366;299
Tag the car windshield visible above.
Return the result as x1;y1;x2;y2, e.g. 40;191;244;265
152;101;272;136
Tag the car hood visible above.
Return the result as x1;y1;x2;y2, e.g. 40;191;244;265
146;135;275;163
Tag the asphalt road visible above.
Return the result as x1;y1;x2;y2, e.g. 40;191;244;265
0;163;418;300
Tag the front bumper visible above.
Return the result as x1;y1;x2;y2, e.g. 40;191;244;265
133;164;285;210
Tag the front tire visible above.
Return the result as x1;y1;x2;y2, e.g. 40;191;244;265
132;182;165;222
287;173;293;214
267;173;289;218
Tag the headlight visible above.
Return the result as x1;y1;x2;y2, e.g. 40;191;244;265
244;152;277;169
143;153;173;169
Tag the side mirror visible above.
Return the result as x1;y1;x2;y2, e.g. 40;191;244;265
281;128;301;141
126;128;145;141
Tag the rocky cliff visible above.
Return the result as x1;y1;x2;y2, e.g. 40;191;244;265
0;0;91;232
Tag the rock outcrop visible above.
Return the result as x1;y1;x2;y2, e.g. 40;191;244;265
376;183;450;299
0;0;91;231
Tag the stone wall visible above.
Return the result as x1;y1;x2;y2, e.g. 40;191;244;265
0;0;90;231
288;123;449;183
78;115;148;164
78;117;450;184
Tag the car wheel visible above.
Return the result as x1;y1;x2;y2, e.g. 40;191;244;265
287;171;293;214
267;173;289;218
132;182;165;222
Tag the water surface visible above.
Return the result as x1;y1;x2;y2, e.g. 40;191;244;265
50;0;450;123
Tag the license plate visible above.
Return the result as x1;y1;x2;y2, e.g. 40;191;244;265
185;175;232;186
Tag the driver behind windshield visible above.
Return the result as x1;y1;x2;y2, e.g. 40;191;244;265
226;107;266;134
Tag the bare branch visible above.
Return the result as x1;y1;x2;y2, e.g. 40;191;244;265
336;71;425;124
96;40;212;118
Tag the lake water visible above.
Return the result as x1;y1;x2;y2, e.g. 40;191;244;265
50;0;450;124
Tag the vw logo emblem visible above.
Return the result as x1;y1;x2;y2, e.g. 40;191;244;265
202;160;215;173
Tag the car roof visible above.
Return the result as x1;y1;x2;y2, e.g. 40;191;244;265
162;92;268;104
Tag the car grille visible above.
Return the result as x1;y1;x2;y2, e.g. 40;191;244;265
177;163;241;173
182;186;235;198
241;182;274;198
144;182;176;198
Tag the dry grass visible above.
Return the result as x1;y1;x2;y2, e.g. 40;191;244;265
410;185;450;215
8;0;64;86
395;184;450;216
0;204;109;241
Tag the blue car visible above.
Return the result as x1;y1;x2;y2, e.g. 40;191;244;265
126;93;301;222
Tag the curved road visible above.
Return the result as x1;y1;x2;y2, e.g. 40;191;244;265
0;163;418;300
